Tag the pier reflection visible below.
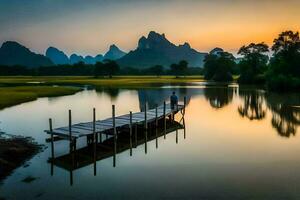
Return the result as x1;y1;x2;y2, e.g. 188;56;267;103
49;118;185;186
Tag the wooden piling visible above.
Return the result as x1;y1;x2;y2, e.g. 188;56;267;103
49;118;54;160
183;96;186;115
163;101;166;139
113;105;116;167
93;108;97;175
129;111;132;156
155;105;158;127
144;103;147;130
68;110;72;154
155;126;158;149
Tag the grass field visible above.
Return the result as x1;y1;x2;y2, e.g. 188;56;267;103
0;76;205;88
0;76;212;109
0;86;82;110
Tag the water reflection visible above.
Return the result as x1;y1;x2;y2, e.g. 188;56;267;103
204;87;234;109
266;93;300;137
138;88;192;110
96;87;120;100
50;119;185;186
238;90;266;120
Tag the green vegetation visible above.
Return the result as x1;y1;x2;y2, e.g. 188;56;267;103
94;60;120;78
170;60;189;77
203;50;236;82
267;31;300;91
0;86;82;109
237;43;269;84
202;30;300;91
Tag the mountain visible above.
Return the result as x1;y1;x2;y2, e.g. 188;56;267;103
70;54;84;64
117;31;207;68
0;41;53;67
46;46;104;64
46;47;70;65
104;44;126;60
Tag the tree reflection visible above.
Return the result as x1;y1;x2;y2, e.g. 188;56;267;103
204;87;233;109
96;87;120;100
238;90;266;120
266;93;300;137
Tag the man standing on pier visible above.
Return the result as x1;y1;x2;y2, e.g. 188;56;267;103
170;91;178;110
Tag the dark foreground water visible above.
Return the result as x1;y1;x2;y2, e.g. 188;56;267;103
0;83;300;200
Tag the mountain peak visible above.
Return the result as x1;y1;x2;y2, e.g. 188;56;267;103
179;42;191;49
1;41;31;53
148;31;166;40
109;44;121;51
104;44;126;60
138;31;171;50
46;46;70;65
0;41;53;67
118;32;207;68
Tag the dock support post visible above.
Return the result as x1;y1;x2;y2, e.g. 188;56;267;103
93;108;97;176
113;105;116;167
155;126;158;149
183;117;186;139
155;105;158;127
144;103;147;130
163;101;166;139
49;118;54;160
129;111;132;156
176;129;178;144
68;110;72;154
144;103;148;154
183;96;186;116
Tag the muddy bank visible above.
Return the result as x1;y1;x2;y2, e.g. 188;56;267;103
0;133;41;183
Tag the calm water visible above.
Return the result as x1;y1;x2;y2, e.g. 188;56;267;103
1;83;300;200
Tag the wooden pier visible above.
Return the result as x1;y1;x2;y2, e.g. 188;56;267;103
46;98;186;185
46;98;186;160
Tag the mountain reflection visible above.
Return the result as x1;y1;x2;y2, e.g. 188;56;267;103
266;93;300;137
204;87;234;109
238;90;266;120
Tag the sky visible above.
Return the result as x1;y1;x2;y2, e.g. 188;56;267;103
0;0;300;56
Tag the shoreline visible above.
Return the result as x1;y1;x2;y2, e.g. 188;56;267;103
0;133;42;183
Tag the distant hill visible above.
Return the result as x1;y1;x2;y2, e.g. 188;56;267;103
46;45;125;65
104;44;126;60
46;47;70;65
117;31;207;68
0;41;53;67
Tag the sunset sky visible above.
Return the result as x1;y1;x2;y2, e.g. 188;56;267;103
1;0;300;56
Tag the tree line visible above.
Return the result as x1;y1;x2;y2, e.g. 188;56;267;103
203;30;300;91
0;59;202;77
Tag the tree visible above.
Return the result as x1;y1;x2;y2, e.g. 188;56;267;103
149;65;164;77
237;43;269;84
103;60;120;78
170;60;188;78
267;30;300;91
94;61;104;77
203;51;235;82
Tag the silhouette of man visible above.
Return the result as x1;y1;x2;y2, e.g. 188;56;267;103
170;91;178;110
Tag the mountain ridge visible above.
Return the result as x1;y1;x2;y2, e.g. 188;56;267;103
117;31;207;68
0;41;53;67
